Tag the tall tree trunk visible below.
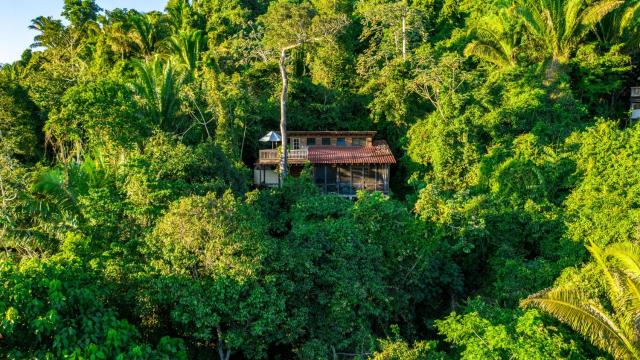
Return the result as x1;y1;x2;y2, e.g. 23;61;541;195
279;48;288;183
545;58;558;85
544;57;567;87
217;327;231;360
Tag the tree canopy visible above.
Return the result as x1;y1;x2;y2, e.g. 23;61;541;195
1;0;640;358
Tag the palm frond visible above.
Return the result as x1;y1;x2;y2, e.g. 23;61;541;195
580;0;624;26
464;41;511;68
606;243;640;277
588;242;623;295
522;287;638;359
564;0;583;40
516;6;546;39
620;2;640;34
166;29;206;72
623;277;640;337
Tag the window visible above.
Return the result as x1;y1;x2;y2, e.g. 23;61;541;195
338;165;353;195
352;165;363;190
322;137;331;145
337;137;346;146
352;137;365;146
365;165;377;189
326;165;337;193
307;137;316;146
314;165;326;184
292;138;301;150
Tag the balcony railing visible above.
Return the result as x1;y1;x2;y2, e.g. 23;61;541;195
259;148;308;163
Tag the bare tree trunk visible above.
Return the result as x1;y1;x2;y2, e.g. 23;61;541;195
217;327;231;360
279;48;289;183
544;57;566;87
240;120;248;160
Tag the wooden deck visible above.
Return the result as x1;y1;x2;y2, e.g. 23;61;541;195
258;148;309;164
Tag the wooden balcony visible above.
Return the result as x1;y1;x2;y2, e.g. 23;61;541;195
258;148;309;164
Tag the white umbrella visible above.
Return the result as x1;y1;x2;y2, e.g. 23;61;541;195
259;131;281;142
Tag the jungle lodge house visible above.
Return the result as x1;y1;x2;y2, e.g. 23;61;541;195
254;131;396;197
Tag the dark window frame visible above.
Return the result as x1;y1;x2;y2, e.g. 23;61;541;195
321;137;331;145
337;137;346;146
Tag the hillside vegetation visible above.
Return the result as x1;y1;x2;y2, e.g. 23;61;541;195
2;0;640;358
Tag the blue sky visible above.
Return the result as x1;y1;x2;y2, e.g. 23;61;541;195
0;0;168;64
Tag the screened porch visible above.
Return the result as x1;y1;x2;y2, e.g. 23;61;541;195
313;164;390;196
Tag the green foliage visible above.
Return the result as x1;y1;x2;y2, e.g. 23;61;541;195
62;0;101;28
515;0;624;65
123;133;248;225
0;149;29;254
148;191;265;279
21;49;81;119
569;44;632;118
259;1;348;54
129;13;170;57
371;326;445;360
168;29;207;73
131;57;184;132
522;242;640;359
407;111;481;192
2;0;640;358
144;191;286;358
195;0;249;51
565;121;640;247
28;16;66;49
436;299;594;359
464;7;521;68
0;256;186;359
47;79;147;161
0;81;41;160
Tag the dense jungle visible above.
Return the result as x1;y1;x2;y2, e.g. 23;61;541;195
2;0;640;358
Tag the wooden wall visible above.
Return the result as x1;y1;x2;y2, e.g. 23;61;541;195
289;135;373;147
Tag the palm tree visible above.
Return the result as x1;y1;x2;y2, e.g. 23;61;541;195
464;8;520;68
104;21;135;60
591;1;638;44
130;14;161;58
620;2;640;44
166;0;191;33
131;57;182;131
522;242;640;359
600;1;640;49
29;16;65;49
167;29;206;73
516;0;624;80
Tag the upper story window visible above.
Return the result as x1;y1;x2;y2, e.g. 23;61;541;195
322;137;331;145
307;137;316;146
337;137;346;146
352;137;365;146
292;138;301;150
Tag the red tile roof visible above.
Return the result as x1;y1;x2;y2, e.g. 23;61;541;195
308;141;396;164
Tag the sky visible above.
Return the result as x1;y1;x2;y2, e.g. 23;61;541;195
0;0;168;64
